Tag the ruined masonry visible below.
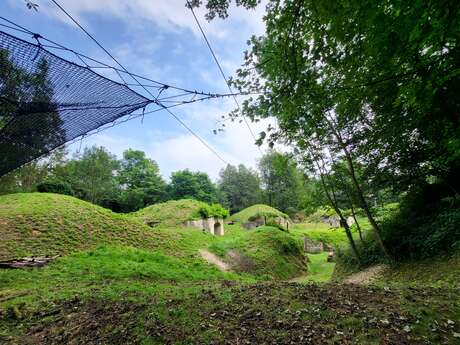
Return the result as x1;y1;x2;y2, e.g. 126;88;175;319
185;217;224;236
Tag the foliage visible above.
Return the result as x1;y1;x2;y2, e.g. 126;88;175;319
196;203;229;219
116;149;167;211
307;206;339;222
36;177;73;196
59;146;120;205
380;183;460;260
169;169;219;204
217;164;262;213
258;151;305;212
197;0;460;263
0;49;64;175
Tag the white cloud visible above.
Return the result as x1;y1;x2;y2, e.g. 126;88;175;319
35;0;266;39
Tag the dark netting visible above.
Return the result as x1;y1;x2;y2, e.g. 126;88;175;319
0;30;151;176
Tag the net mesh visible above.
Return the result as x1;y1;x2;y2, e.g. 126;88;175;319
0;30;151;176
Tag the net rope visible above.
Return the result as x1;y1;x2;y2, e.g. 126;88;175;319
0;18;256;175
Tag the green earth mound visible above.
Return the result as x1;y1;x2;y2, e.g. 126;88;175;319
129;199;228;227
0;193;168;261
229;204;289;223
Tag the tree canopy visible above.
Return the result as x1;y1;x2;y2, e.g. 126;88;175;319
218;164;262;213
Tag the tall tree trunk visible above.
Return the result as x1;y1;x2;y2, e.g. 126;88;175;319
314;158;361;265
323;114;392;261
336;135;392;261
350;203;364;242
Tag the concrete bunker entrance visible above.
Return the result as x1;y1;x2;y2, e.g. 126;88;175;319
214;221;223;236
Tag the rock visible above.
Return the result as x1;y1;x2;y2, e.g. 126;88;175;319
0;255;59;269
320;216;340;228
303;237;323;253
346;216;355;226
327;252;335;262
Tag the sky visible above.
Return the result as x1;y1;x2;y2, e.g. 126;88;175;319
1;0;273;180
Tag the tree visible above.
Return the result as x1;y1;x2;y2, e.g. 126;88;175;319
117;149;167;211
0;147;68;195
258;151;304;213
169;170;218;204
0;49;64;175
60;146;119;205
218;164;262;213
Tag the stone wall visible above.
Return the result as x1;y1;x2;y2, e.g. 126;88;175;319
303;237;324;253
184;217;224;236
242;216;290;230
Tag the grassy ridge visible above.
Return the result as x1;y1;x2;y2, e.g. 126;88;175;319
208;225;307;280
229;204;289;223
0;193;176;261
129;199;221;227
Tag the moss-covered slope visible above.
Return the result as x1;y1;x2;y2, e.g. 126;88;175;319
0;193;171;260
129;199;227;227
229;204;289;223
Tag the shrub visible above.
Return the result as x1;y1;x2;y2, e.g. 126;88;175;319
197;203;229;219
307;206;339;222
338;182;460;271
272;234;303;256
37;178;73;196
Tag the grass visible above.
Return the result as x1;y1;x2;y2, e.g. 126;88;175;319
0;245;253;310
290;222;352;248
0;193;177;261
1;194;460;344
292;253;335;283
376;252;460;288
229;204;289;223
208;225;307;280
129;199;224;227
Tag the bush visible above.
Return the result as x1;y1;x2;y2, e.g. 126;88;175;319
197;203;229;219
380;183;460;261
272;234;303;255
37;178;73;196
307;206;339;222
338;182;460;271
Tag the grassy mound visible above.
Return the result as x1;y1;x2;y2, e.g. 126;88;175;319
290;222;355;248
229;204;289;223
0;193;174;261
208;225;306;279
129;199;227;227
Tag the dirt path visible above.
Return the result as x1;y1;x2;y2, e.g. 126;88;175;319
199;249;229;271
343;264;389;285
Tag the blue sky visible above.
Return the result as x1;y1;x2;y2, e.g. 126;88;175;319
1;0;273;180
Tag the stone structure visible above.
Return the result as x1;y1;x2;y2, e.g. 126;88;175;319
303;236;324;253
320;216;355;228
184;217;224;236
346;216;355;226
242;216;290;230
320;216;340;228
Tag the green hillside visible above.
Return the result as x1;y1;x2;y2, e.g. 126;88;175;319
229;204;289;223
129;199;227;227
1;194;459;345
0;193;175;261
208;225;307;279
